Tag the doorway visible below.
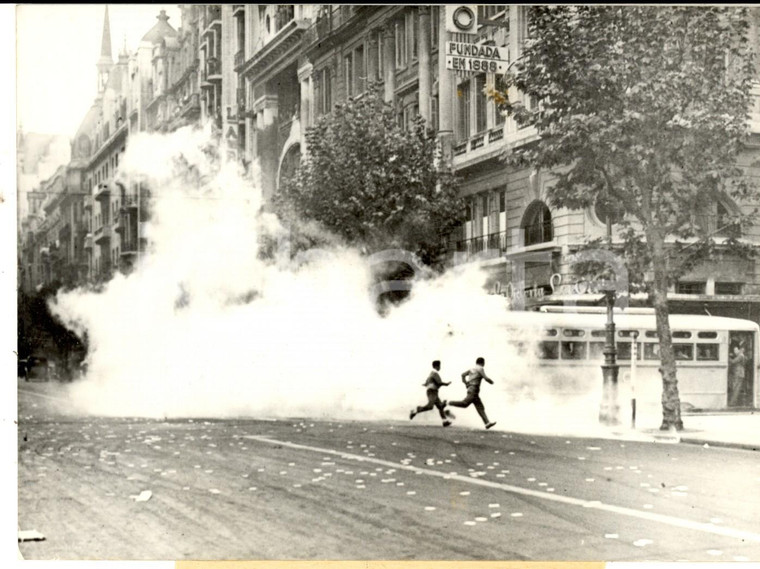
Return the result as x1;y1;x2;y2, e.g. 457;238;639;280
728;331;754;408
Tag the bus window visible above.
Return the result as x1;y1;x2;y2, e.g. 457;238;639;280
618;330;638;338
674;344;694;360
539;341;559;359
644;342;694;360
698;331;718;339
589;342;605;359
561;341;587;360
644;343;660;360
696;344;720;361
545;329;558;337
617;342;642;360
590;330;606;337
645;331;658;338
563;329;585;337
673;331;692;339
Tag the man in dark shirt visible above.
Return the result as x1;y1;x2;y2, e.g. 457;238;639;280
409;360;453;427
449;357;497;429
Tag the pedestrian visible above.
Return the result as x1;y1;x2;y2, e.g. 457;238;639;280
449;357;497;429
728;344;746;407
409;360;453;427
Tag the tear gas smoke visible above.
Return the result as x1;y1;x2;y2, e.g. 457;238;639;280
48;126;624;436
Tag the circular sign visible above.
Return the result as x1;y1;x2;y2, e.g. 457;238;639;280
452;6;475;31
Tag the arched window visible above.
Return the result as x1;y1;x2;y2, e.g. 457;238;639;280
521;200;553;246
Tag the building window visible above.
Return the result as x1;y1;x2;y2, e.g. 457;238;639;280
456;80;471;141
314;66;332;117
354;44;365;95
395;19;407;68
480;5;508;24
475;74;488;133
676;281;706;295
494;74;507;125
344;52;354;97
375;30;384;80
409;9;419;61
521;200;553;246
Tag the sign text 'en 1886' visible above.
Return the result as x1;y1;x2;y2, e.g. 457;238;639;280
445;41;508;74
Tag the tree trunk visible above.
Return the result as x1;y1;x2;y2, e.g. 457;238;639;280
647;232;684;431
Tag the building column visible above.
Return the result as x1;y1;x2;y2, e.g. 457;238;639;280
382;23;396;104
367;29;379;86
418;6;431;124
297;61;313;151
437;5;453;156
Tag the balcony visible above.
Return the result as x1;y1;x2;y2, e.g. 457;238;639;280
83;195;93;210
206;58;221;81
93;225;111;245
238;19;309;77
113;212;124;234
180;93;201;118
451;232;508;262
201;5;222;36
83;234;93;250
452;125;508;164
94;182;111;201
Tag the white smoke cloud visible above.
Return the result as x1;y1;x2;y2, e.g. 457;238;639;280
47;126;622;436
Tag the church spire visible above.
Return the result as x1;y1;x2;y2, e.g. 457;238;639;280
96;5;114;93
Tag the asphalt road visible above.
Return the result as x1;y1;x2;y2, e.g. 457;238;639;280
17;382;760;561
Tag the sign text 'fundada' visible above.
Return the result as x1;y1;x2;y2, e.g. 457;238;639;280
445;41;509;73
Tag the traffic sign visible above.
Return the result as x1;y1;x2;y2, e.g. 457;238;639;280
445;41;509;74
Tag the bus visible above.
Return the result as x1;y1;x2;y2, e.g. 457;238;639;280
504;306;758;412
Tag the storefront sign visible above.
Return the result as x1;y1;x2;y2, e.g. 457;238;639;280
492;273;619;302
445;41;509;74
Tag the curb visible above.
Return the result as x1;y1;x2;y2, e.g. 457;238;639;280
678;437;759;452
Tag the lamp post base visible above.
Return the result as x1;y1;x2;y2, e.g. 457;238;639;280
599;363;620;426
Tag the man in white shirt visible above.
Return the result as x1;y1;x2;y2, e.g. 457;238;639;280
449;357;497;429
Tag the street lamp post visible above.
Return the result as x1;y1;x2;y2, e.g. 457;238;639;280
599;201;620;426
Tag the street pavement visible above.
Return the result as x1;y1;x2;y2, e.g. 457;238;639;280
14;379;760;561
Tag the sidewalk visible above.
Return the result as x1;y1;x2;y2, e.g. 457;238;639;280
640;411;760;451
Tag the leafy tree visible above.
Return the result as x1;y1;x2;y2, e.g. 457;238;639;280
491;6;757;429
277;86;463;268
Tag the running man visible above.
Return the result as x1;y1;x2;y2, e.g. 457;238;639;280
410;360;453;427
449;357;497;429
